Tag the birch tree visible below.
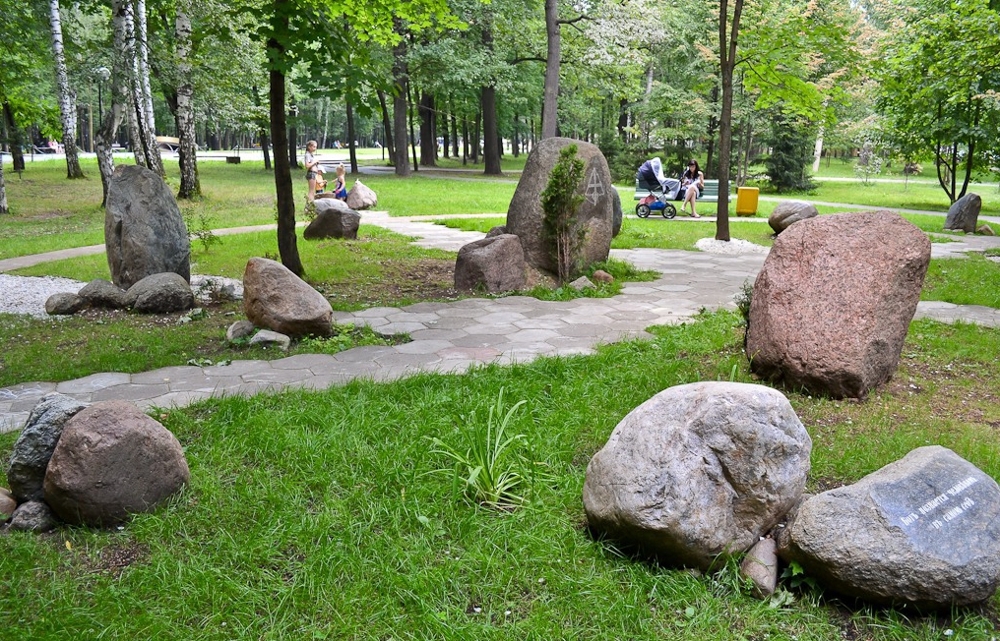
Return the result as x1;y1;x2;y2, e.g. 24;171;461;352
95;0;132;205
174;0;199;198
134;0;164;176
0;151;7;215
48;0;84;178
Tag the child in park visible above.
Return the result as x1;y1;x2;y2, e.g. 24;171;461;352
333;164;348;200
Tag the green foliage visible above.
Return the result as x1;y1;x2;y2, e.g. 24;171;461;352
426;388;542;510
184;212;222;253
854;142;883;186
734;278;753;327
540;145;586;282
763;111;818;193
875;0;1000;202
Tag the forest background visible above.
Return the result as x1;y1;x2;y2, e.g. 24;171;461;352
3;0;1000;240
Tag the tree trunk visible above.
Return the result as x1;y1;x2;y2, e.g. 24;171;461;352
3;103;26;172
462;118;468;165
377;89;395;164
286;119;299;166
715;0;744;242
346;98;358;174
407;82;418;172
472;110;481;164
0;152;8;214
268;4;303;276
96;0;131;206
261;129;271;169
451;111;459;158
419;91;436;166
541;0;560;139
48;0;84;179
512;112;520;157
392;24;410;176
175;1;199;199
482;86;500;175
134;0;163;176
617;98;628;140
441;106;450;159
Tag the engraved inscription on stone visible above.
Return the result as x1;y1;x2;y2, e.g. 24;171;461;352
871;473;990;561
585;167;605;206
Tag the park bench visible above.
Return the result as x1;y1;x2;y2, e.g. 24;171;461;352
633;178;722;203
200;153;241;164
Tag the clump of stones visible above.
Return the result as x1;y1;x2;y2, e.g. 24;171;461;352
3;393;189;532
583;382;1000;607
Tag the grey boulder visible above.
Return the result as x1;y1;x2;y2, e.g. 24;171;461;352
506;137;614;275
779;446;1000;608
767;200;818;234
944;193;981;233
8;500;58;533
105;164;190;289
126;272;196;313
7;393;88;502
44;292;86;315
583;382;811;570
78;279;129;309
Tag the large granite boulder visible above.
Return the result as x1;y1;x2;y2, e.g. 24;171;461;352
126;272;196;313
7;393;88;502
242;257;333;337
303;199;360;240
768;200;818;235
746;211;930;399
346;180;378;210
454;234;526;293
583;382;811;570
42;401;190;527
944;193;981;233
505;137;614;275
105;164;190;289
778;446;1000;608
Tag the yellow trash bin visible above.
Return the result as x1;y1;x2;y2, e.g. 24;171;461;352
736;186;759;217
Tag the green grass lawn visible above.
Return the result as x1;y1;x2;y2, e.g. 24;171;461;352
0;312;997;639
2;154;1000;639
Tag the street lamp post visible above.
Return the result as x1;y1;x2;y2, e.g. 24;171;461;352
95;67;110;124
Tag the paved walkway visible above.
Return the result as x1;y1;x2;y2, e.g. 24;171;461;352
2;212;999;434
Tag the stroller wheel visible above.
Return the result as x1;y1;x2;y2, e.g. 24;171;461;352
664;204;677;219
636;203;651;218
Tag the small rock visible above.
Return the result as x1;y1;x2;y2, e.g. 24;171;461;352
591;270;614;284
8;501;58;532
77;279;129;309
977;224;995;236
248;329;291;351
0;487;16;518
45;292;86;315
740;537;778;598
569;276;595;291
226;320;257;342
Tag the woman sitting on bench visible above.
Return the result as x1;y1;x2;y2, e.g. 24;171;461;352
680;159;705;218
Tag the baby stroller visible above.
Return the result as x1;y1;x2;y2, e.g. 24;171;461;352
635;158;680;219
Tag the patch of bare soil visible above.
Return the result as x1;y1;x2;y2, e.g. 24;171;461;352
348;258;461;307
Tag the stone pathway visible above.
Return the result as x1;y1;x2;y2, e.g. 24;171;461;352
2;211;999;434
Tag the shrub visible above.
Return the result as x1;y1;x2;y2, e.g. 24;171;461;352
540;145;587;282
